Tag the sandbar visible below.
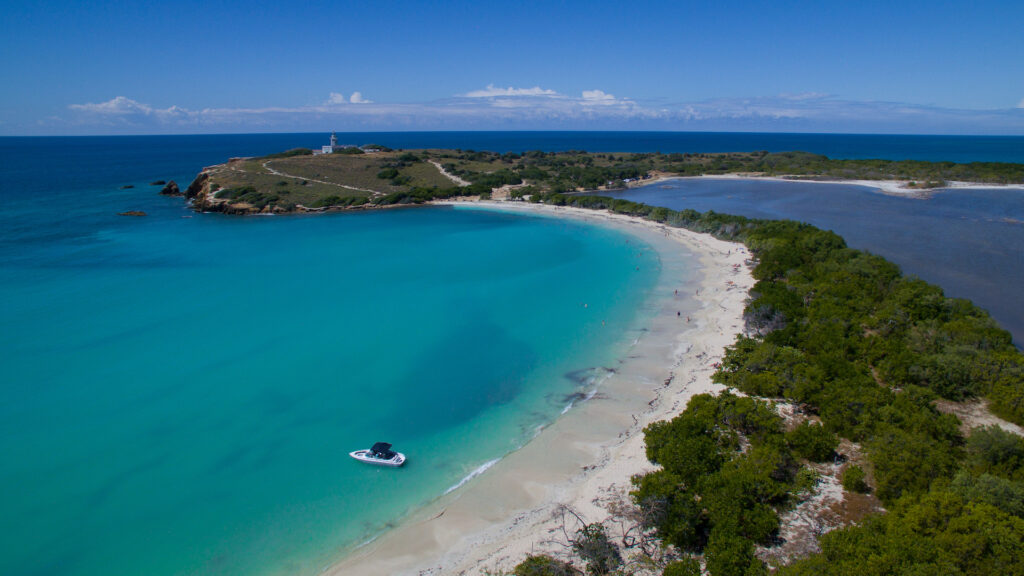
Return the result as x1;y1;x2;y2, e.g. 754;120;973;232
671;174;1024;198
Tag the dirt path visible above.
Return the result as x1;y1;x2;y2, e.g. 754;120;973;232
428;160;471;187
261;161;380;195
935;398;1024;436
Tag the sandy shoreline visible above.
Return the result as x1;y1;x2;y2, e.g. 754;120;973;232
638;173;1024;198
326;200;754;575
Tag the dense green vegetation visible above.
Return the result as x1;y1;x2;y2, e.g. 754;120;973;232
258;147;313;159
213;185;281;210
634;392;811;575
309;194;368;208
332;146;364;155
506;192;1024;575
371;184;484;205
781;426;1024;575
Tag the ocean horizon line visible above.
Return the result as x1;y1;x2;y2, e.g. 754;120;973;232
6;128;1024;138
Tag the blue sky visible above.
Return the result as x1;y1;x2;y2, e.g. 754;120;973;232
2;0;1022;135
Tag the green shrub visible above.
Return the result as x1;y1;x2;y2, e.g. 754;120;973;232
793;467;820;494
966;425;1024;481
841;464;870;493
780;488;1024;575
571;523;621;575
513;554;580;576
663;558;700;576
704;531;766;576
312;195;342;208
259;148;312;159
310;195;368;208
214;186;256;200
951;470;1024;517
786;422;838;462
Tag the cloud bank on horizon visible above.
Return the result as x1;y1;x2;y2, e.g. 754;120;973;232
41;86;1024;135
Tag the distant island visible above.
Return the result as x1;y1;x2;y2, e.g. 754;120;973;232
173;143;1024;214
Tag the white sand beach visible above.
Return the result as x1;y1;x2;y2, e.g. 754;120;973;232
682;174;1024;197
326;200;754;575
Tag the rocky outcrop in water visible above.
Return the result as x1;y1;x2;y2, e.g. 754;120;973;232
118;210;147;216
159;181;181;196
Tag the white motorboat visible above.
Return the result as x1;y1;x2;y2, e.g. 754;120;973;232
349;442;406;467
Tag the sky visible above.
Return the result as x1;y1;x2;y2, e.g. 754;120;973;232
1;0;1023;135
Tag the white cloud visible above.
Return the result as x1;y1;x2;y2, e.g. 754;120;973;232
67;97;193;125
463;84;559;98
581;89;616;102
69;96;153;115
325;91;373;105
59;92;1024;135
1017;98;1024;109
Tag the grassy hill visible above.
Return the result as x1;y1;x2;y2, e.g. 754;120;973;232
182;148;1024;214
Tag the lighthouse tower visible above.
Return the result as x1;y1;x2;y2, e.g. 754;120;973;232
322;131;339;154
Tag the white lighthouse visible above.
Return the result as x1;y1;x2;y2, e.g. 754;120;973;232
321;131;341;154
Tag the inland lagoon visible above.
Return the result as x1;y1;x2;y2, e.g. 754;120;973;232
601;177;1024;345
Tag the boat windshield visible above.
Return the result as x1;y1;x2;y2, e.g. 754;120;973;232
370;442;396;459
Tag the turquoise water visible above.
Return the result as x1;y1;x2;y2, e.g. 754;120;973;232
6;130;1018;575
0;195;660;575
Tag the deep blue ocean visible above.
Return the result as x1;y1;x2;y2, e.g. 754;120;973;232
1;131;1022;576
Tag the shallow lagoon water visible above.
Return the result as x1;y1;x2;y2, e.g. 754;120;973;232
0;133;664;575
0;203;662;576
